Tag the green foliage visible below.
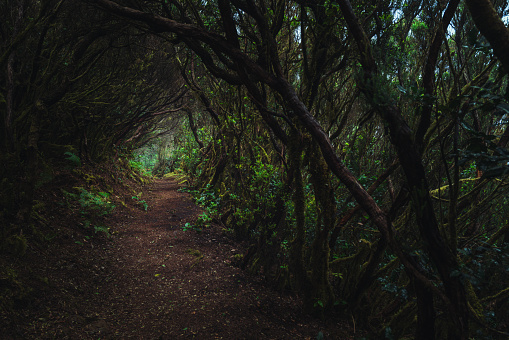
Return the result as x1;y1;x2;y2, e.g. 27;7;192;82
174;146;203;175
64;152;81;168
182;185;221;232
75;188;115;216
194;184;221;216
93;225;111;236
133;147;158;171
132;195;148;211
129;159;151;177
62;187;115;237
182;222;202;233
195;212;212;228
2;0;509;337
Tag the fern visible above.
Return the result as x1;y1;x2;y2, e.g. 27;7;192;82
64;151;81;167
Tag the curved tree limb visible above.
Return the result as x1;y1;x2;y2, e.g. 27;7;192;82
465;0;509;74
336;0;469;338
85;0;457;334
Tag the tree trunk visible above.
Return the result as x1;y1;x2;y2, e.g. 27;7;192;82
465;0;509;74
185;108;204;149
337;1;469;337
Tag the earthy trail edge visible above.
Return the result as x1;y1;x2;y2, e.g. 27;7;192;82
20;179;355;339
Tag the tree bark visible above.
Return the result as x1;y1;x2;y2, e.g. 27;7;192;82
416;0;461;149
184;108;204;149
337;0;469;338
465;0;509;74
85;1;467;335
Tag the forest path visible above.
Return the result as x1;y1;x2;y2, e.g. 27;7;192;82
23;179;354;339
95;178;294;339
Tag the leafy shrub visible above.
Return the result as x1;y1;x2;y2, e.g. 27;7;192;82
129;159;151;177
132;195;148;211
64;151;81;168
62;187;115;236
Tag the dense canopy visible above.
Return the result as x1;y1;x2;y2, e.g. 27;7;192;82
2;0;509;338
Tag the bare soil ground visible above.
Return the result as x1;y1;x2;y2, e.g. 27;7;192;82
1;178;357;339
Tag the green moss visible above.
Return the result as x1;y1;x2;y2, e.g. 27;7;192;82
466;280;484;320
185;248;203;258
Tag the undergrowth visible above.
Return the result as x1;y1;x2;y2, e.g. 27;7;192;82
181;184;221;233
61;187;115;238
0;152;152;326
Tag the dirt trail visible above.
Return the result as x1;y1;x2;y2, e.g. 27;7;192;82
18;179;354;339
